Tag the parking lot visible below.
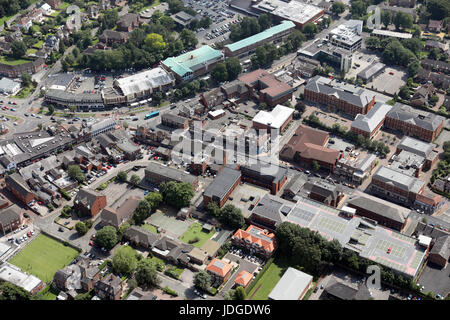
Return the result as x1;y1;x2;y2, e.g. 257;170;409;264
346;51;382;80
417;262;450;298
366;66;407;96
145;207;192;238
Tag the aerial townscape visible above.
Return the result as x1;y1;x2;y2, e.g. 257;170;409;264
0;0;449;305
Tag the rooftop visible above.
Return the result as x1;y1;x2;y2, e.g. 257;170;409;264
351;102;392;133
328;20;363;46
347;196;406;224
386;103;444;132
203;166;241;202
252;105;294;130
206;258;232;277
0;263;42;293
397;136;436;158
115;67;175;97
268;267;313;300
372;29;412;39
252;0;323;25
372;166;425;193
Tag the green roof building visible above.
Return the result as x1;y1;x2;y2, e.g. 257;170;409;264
224;20;296;58
161;45;224;81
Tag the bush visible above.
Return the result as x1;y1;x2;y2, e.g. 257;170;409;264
97;183;107;191
162;286;178;297
60;189;71;200
164;267;180;280
188;236;200;244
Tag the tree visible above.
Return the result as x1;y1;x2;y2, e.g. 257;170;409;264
47;104;55;115
287;30;306;51
381;10;392;28
68;165;85;183
302;23;317;38
428;48;440;60
129;174;141;187
20;72;32;87
398;85;410;100
145;33;166;51
407;60;420;77
211;62;228;83
95;226;118;250
312;160;320;172
75;222;88;235
117;222;130;242
393;12;413;30
168;0;185;14
331;2;346;15
101;9;119;30
117;171;127;182
207;201;221;217
159;181;194;209
179;28;198;48
402;38;423;57
257;14;271;30
199;17;212;29
350;1;367;18
122;121;129;129
133;200;152;224
194;270;211;291
225;57;242;81
112;246;138;276
135;258;160;289
11;40;27;58
145;192;163;208
0;282;30;300
365;37;380;50
218;204;244;229
426;0;450;20
235;286;246;300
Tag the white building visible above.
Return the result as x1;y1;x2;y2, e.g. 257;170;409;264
252;105;294;133
0;78;21;95
268;267;313;300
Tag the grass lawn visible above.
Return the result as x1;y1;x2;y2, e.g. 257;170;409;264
12;84;36;99
0;13;16;28
247;257;291;300
142;0;161;11
34;40;45;49
0;113;19;121
179;222;214;248
27;48;38;55
0;56;32;66
148;255;165;266
142;224;158;234
166;264;184;277
9;234;79;283
59;2;71;10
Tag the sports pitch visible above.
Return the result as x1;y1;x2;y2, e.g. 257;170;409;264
8;234;79;283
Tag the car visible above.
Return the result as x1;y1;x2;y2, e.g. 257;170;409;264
107;165;111;169
27;232;31;237
320;284;324;289
23;213;29;218
64;221;70;225
387;247;392;254
313;287;319;293
58;227;64;232
305;170;311;174
89;241;94;246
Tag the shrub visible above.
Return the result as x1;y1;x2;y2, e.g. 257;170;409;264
60;189;71;200
162;286;178;297
188;236;200;244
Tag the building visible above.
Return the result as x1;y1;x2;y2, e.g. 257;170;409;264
282;173;308;200
112;67;176;103
305;76;376;117
268;267;313;300
298;39;354;72
47;0;62;9
100;196;141;229
421;59;450;74
250;193;294;231
252;105;294;134
98;30;129;46
302;179;344;208
280;125;342;172
424;40;448;52
89;118;117;137
428;19;443;32
240;162;288;195
347;196;407;231
394;136;439;175
53;258;101;294
124;225;159;249
324;279;372;300
170;11;196;27
5;173;35;205
161;113;189;129
205;258;233;285
238;69;294;107
350;102;392;139
116;13;140;32
251;0;324;29
389;0;416;7
231;225;278;258
327;20;363;53
0;205;22;233
144;162;199;190
0;78;21;95
371;29;413;40
0;263;44;294
224;20;295;58
410;84;435;107
73;188;107;217
0;58;45;78
428;235;449;268
44;89;104;109
152;236;195;267
384;103;444;142
162;45;224;81
126;287;157;300
94;273;123;300
357;63;386;83
335;154;377;184
203;166;241;208
234;270;253;290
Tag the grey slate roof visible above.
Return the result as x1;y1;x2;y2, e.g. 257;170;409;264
351;102;392;133
145;162;197;185
6;173;32;198
283;174;308;196
0;204;21;226
386;103;444;132
397;136;436;158
372;166;425;194
348;196;405;224
124;225;159;247
203;166;241;201
251;194;291;226
430;235;450;260
74;188;104;209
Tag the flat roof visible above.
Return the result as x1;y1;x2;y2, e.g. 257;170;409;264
373;165;425;194
268;267;312;300
115;67;175;97
252;105;294;129
225;20;295;53
252;0;323;25
372;29;412;39
0;263;42;293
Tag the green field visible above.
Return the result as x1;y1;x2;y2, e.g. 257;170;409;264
0;55;32;66
142;224;158;234
179;222;214;248
34;40;45;49
247;257;290;300
0;13;16;28
9;234;79;283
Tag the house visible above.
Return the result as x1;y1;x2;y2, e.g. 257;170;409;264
124;225;159;249
282;174;308;200
152;236;194;267
302;179;344;208
410;84;435;107
231;225;278;258
0;205;23;233
206;258;233;285
234;270;253;290
424;40;448;52
126;287;157;300
427;20;443;32
94;273;123;300
116;13;140;32
144;162;199;190
53;258;101;294
0;58;45;78
280;125;342;172
324;279;372;300
73;188;107;217
5;173;35;205
47;0;62;9
100;196;141;229
99;30;129;46
268;267;313;300
15;16;32;31
428;235;449;268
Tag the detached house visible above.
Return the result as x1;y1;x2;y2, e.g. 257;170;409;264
206;258;233;285
94;273;123;300
73;188;107;217
116;13;140;32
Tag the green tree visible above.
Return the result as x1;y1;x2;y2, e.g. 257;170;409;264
218;204;244;229
402;38;423;57
75;222;88;235
117;171;127;182
95;226;118;251
350;1;367;18
211;62;228;83
135;258;160;289
0;282;30;300
179;28;198;48
235;286;246;300
194;270;211;291
68;165;85;183
257;13;271;30
381;10;392;28
398;85;410;100
101;9;119;30
159;181;194;209
365;36;380;50
407;60;420;77
312;160;320;172
11;40;27;58
112;245;138;276
47;104;55;115
225;57;242;81
331;1;346;15
132;200;152;225
129;174;141;187
426;0;450;20
393;12;413;30
145;33;166;51
302;23;317;38
207;201;221;217
20;72;32;87
144;192;163;208
286;30;306;51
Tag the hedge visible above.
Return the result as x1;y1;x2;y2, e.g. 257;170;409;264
245;256;274;295
162;286;178;297
60;189;71;200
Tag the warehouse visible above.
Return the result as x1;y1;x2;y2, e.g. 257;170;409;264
0;77;21;95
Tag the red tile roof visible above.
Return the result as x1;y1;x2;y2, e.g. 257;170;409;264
232;225;277;253
206;258;232;277
234;270;253;287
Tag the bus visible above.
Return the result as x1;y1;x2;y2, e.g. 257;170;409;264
144;110;159;120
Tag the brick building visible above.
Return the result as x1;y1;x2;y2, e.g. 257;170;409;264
240;162;288;195
350;102;392;139
231;225;278;258
73;189;107;217
5;173;35;205
205;258;233;285
203;166;241;208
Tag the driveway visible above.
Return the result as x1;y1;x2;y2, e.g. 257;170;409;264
418;262;450;297
220;252;260;294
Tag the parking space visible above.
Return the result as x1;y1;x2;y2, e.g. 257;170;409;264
145;208;192;238
366;67;407;96
1;224;36;248
417;263;450;298
346;52;381;80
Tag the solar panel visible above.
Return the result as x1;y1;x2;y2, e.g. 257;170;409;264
289;207;316;223
213;260;225;269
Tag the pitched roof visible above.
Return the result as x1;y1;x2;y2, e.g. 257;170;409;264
351;102;392;133
74;188;105;209
233;225;277;253
6;173;32;198
206;258;232;277
268;267;313;300
124;225;159;247
0;204;21;226
203;166;241;201
347;196;405;224
386;103;444;132
234;270;253;287
430;235;450;260
100;196;141;228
